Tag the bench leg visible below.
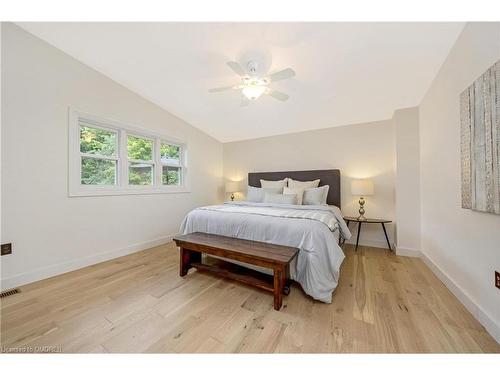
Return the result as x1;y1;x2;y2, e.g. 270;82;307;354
282;265;291;295
179;247;201;277
273;267;283;311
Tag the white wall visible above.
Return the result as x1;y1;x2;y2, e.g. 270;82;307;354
0;23;3;271
223;120;396;248
419;22;500;342
393;107;421;256
1;23;223;290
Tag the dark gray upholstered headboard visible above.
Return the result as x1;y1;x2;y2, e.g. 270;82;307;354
248;169;341;208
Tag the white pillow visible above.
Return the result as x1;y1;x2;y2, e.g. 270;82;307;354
283;187;305;205
247;186;283;202
260;178;287;189
264;192;297;205
303;185;330;205
287;178;320;189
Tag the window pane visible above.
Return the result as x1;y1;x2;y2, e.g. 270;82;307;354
129;162;153;185
128;135;153;161
160;143;180;166
81;157;116;185
162;166;181;186
80;125;116;156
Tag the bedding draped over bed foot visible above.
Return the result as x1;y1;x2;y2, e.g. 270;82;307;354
179;202;350;303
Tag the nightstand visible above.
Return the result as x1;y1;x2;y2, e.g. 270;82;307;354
341;216;392;252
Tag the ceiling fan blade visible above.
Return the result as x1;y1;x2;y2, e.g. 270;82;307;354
267;89;289;102
208;86;234;93
269;68;295;82
227;61;246;76
240;96;250;107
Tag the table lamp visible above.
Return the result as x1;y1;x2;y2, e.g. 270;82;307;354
225;181;240;201
351;179;374;221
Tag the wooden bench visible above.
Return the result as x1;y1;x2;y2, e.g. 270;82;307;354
173;232;299;311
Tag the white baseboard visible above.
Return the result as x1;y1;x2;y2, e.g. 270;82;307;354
0;234;176;292
395;246;422;257
344;238;394;250
421;251;500;344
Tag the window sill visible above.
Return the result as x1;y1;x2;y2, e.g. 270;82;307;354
68;187;191;197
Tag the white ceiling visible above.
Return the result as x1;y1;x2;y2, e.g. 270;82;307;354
18;22;464;142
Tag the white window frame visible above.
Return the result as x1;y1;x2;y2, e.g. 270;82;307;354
69;108;189;197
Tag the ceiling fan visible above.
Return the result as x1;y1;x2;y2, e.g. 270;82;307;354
208;61;295;106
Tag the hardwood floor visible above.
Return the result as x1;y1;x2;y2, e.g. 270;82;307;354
1;242;498;353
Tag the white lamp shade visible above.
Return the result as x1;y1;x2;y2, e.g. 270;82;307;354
351;179;374;196
225;181;240;193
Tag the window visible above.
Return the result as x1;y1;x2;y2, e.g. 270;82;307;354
79;124;118;185
128;135;154;186
69;109;188;196
160;143;182;186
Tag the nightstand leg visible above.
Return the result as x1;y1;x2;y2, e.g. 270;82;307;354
355;222;362;251
381;222;392;251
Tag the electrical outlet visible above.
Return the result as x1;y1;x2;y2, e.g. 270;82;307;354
1;243;12;256
495;271;500;290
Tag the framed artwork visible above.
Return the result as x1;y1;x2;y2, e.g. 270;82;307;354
460;59;500;214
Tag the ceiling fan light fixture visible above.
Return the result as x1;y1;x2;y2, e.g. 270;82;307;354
209;60;294;103
242;85;266;100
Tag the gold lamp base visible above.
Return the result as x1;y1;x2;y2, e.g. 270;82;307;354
357;196;367;221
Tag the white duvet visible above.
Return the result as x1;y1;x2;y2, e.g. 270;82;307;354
180;201;351;303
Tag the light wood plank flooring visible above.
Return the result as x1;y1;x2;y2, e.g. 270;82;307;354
1;242;498;353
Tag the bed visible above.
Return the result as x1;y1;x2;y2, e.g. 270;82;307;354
180;169;351;303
